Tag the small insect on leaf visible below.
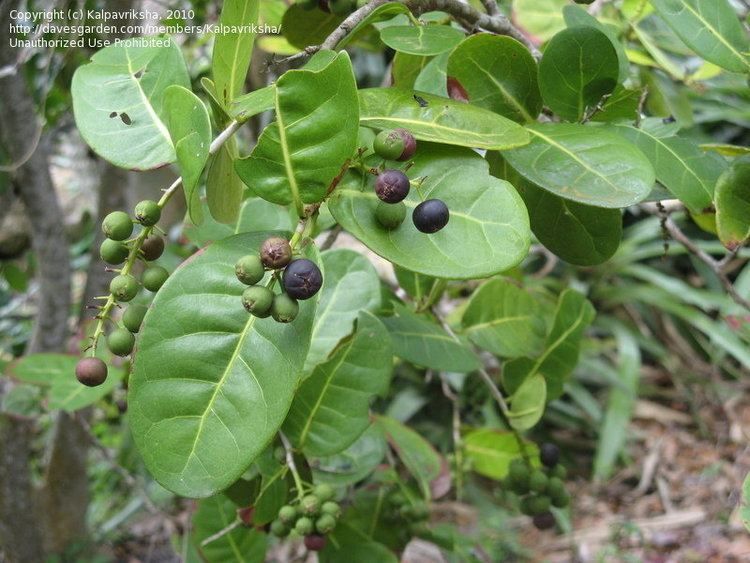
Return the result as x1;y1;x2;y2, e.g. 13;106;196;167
413;94;428;108
120;113;132;125
109;112;117;118
134;69;144;79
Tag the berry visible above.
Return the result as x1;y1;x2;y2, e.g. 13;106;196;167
295;516;314;535
413;199;449;233
142;265;169;292
242;286;274;316
273;446;286;463
260;237;292;269
110;274;139;302
313;483;335;502
300;494;320;515
532;512;556;530
315;514;336;534
540;443;560;467
75;357;108;387
134;200;161;226
551;465;567;480
375;169;410;203
270;520;289;537
374;129;406;160
529;470;548;493
237;507;253;526
102;211;133;241
375;200;406;230
271;293;299;323
527;494;551;516
507;459;530;494
122;304;148;333
304;534;327;551
393;128;417;161
282;259;323;300
320;501;341;519
547;477;565;499
141;236;165;261
278;505;297;524
235;254;265;285
329;0;354;16
551;489;570;508
574;0;595;4
100;239;129;265
519;496;534;516
107;327;135;356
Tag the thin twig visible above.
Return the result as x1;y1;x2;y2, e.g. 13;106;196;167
200;520;241;547
480;0;500;16
279;431;306;500
320;224;343;251
439;373;463;501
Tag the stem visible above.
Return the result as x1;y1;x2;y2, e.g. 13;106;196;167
279;431;305;500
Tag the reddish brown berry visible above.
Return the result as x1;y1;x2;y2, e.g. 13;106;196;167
75;357;108;387
304;534;327;551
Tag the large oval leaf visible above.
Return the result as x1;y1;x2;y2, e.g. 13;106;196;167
281;4;343;49
284;312;392;457
538;26;619;122
311;424;387;487
380;24;464;56
329;143;531;279
650;0;750;74
129;232;318;497
464;429;539;480
716;157;750;250
235;51;359;212
71;38;190;170
446;34;542;123
212;0;260;107
562;5;629;82
358;88;529;150
304;249;382;372
502;123;655;208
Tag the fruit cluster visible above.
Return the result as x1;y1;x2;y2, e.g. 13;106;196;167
383;490;431;536
504;443;570;531
235;236;323;323
270;484;342;552
371;129;450;234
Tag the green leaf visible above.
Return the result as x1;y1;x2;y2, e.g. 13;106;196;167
284;312;392;457
163;86;212;225
615;124;726;214
513;0;567;42
71;38;190;170
192;495;266;562
329;143;531;279
502;123;655;208
392;52;431;90
321;522;398;563
380;24;464;56
461;279;546;358
312;424;387;487
538;26;619;122
228;85;275;122
305;249;382;372
507;374;546;431
235;51;359;212
376;415;446;498
251;452;290;525
358;88;530;150
212;0;260;107
650;0;750;74
464;429;539;480
393;266;438;303
129;232;318;497
414;51;450;97
715;157;750;250
282;4;343;49
446;34;542;123
380;304;480;373
338;2;411;48
562;5;629;82
206;140;244;224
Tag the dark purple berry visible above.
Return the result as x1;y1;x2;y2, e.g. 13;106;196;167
393;128;417;161
532;512;556;530
375;170;410;203
75;357;108;387
283;259;323;300
304;534;327;551
412;199;449;233
540;443;560;467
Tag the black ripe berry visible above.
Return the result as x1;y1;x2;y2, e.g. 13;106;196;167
540;443;560;467
134;200;161;226
304;534;327;552
532;512;556;531
122;304;148;333
102;211;133;241
100;239;129;265
260;237;292;269
142;265;169;292
75;357;108;387
413;199;449;233
375;200;406;230
271;293;299;323
375;169;410;203
107;327;135;356
141;235;165;261
110;274;140;302
283;259;323;300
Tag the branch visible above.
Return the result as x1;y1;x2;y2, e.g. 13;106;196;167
480;0;500;17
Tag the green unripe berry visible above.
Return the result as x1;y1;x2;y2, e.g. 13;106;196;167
551;464;567;480
320;501;341;519
102;211;133;241
242;286;274;317
547;477;565;499
551;489;570;508
374;129;406;160
527;494;551;516
375;200;407;230
134;200;161;226
109;274;139;302
271;293;299;323
274;446;286;463
100;239;129;265
270;520;289;537
507;459;530;494
315;513;337;534
313;484;335;502
107;327;135;356
529;470;548;493
235;254;265;285
142;265;169;292
278;505;297;524
295;516;314;535
300;494;320;515
122;304;148;333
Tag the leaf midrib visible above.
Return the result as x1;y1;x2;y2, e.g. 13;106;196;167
124;50;172;147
